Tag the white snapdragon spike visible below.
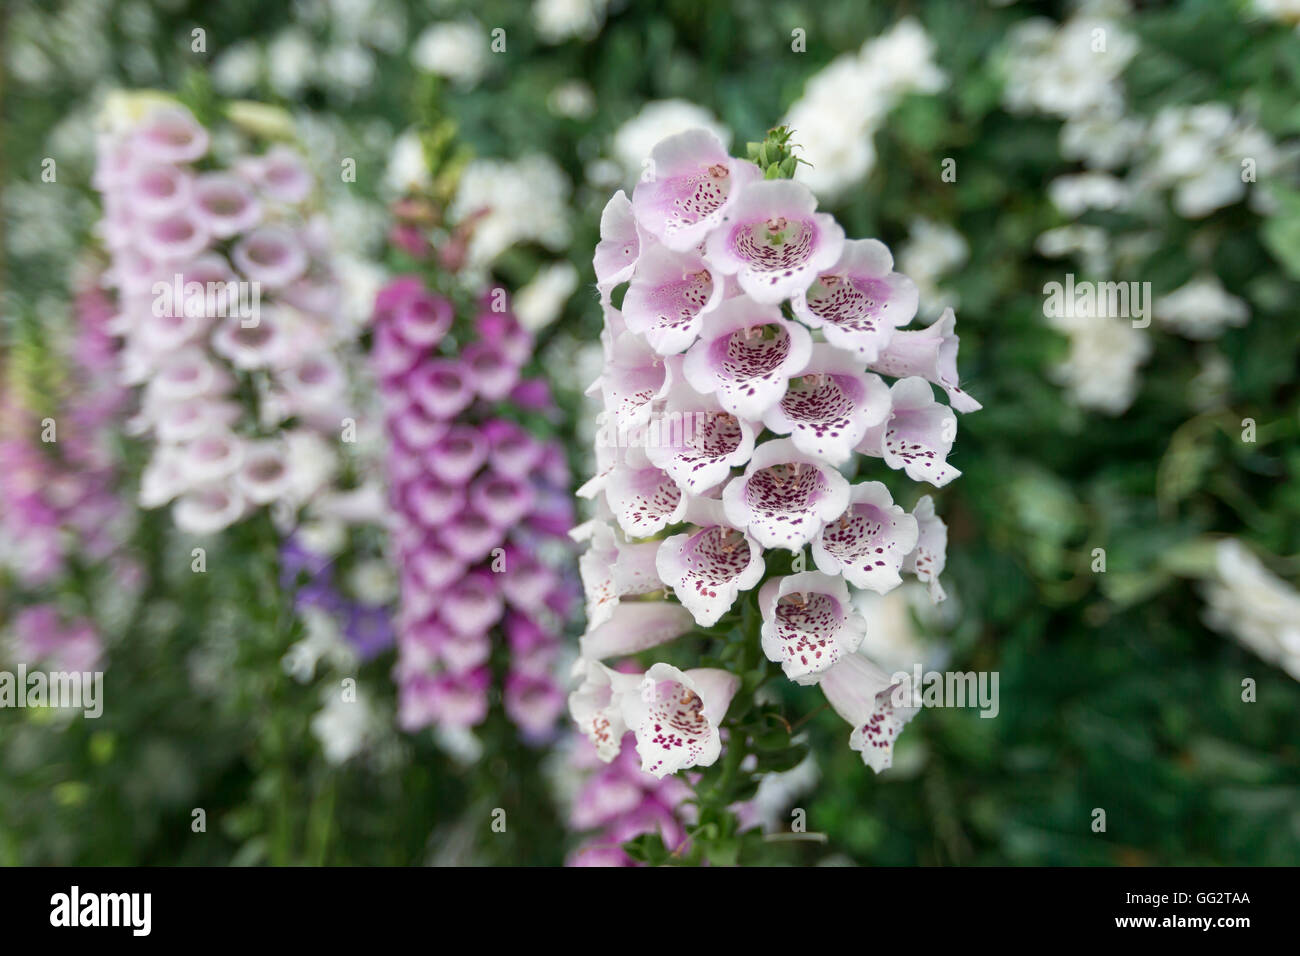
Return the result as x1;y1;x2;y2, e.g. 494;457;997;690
759;571;866;685
594;190;641;302
578;601;695;661
632;128;761;252
621;664;740;778
761;344;890;465
858;377;960;487
722;438;850;551
902;495;948;602
868;308;982;413
705;179;845;303
657;498;765;627
642;384;755;496
604;462;688;537
682;296;812;420
819;651;916;772
569;659;644;762
791;238;918;362
580;520;665;629
812;481;919;593
622;241;724;355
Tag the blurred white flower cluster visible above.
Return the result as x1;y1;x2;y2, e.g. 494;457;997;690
1004;3;1285;416
534;0;609;44
783;18;946;198
449;155;573;274
1203;540;1300;682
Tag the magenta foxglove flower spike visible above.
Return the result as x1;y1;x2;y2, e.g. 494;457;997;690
375;273;573;744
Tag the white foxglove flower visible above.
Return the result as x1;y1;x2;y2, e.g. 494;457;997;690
682;297;812;420
812;481;919;593
791;239;918;362
903;495;948;602
722;438;850;551
819;652;916;772
621;664;739;777
759;571;866;685
858;377;961;487
705;180;845;304
761;344;891;464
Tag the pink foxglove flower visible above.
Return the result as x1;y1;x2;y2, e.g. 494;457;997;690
93;99;362;537
571;127;980;785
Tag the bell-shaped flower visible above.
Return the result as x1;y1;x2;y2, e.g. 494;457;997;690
812;481;919;593
462;341;519;401
867;308;981;413
622;663;739;778
578;600;694;662
483;419;543;475
903;495;948;602
642;384;755;496
722;438;850;551
819;652;916;773
593;326;675;429
128;162;193;221
439;569;504;638
761;344;890;465
580;520;664;629
173;484;247;535
137;209;211;263
656;497;764;627
682;296;812;420
759;571;866;685
622;241;724;355
405;473;465;528
857;377;960;487
192;172;262;238
134;106;210;164
469;470;536;529
409;359;473;419
791;239;917;362
569;659;643;762
231;224;307;288
604;462;688;538
425;426;487;485
442;508;503;564
705;179;845;304
406;535;468;593
632;128;760;252
593;190;640;302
